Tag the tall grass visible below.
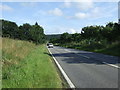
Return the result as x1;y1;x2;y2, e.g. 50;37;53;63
2;38;35;65
2;38;62;88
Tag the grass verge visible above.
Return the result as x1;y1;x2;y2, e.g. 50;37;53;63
2;38;62;88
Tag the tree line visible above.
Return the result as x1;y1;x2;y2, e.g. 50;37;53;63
1;19;46;44
50;22;120;45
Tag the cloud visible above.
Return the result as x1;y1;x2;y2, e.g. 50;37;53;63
89;6;117;20
69;28;77;33
76;1;94;10
0;4;13;11
48;8;63;16
74;12;88;19
90;7;101;18
68;7;103;20
20;2;37;7
67;28;82;34
63;0;94;10
45;26;82;34
64;0;71;8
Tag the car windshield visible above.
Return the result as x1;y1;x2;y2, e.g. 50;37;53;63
48;43;53;45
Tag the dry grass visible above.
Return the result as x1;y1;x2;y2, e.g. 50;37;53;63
2;38;35;65
2;38;62;88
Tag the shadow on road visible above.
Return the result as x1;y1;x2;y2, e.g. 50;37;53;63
44;52;120;65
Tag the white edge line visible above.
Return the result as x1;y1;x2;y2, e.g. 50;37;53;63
47;47;75;88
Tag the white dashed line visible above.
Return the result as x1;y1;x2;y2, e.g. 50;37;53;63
75;53;90;59
102;62;120;69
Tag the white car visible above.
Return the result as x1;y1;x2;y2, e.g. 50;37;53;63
47;43;54;48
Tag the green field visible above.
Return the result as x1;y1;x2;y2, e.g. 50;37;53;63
2;38;62;88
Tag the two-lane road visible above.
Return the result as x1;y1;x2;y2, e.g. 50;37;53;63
48;46;119;88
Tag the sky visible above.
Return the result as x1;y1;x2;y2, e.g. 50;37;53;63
1;1;119;35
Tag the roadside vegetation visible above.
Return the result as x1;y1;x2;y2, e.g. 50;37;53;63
1;19;46;44
1;19;63;88
2;38;62;88
50;22;120;57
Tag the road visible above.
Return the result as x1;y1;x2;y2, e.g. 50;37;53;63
48;46;119;88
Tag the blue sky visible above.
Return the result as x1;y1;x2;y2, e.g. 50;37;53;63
1;1;119;34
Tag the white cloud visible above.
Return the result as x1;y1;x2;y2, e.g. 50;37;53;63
68;28;82;34
69;7;103;20
76;1;94;10
48;8;63;16
63;0;94;10
92;7;99;14
64;0;71;8
0;4;13;11
90;7;101;18
74;12;88;19
20;2;37;7
45;26;82;34
69;28;76;33
89;6;116;20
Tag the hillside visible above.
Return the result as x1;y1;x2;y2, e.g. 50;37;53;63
46;34;61;41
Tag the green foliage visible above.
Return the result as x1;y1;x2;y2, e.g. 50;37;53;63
50;22;120;45
49;22;120;56
46;34;61;41
60;32;72;43
96;42;120;56
29;25;45;44
71;33;81;43
2;19;19;38
18;23;32;40
1;19;46;44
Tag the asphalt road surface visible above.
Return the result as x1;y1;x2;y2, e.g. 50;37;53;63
48;46;119;88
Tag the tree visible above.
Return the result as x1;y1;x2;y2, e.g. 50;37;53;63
18;23;32;40
60;32;72;43
111;23;120;41
72;33;81;43
1;19;46;44
30;23;45;44
35;22;39;26
2;19;19;38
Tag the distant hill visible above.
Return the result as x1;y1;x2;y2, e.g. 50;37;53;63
46;34;61;41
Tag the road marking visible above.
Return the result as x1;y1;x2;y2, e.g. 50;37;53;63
64;49;71;52
63;49;120;69
64;49;90;59
102;62;120;69
47;47;75;88
75;53;90;59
